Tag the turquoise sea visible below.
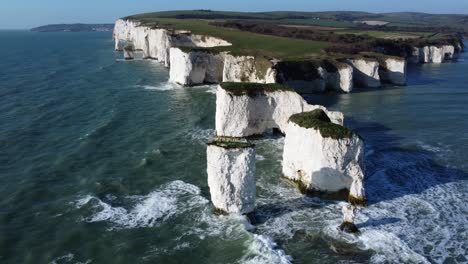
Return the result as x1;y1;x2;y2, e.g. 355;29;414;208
0;31;467;263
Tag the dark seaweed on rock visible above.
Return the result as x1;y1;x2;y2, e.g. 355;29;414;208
220;82;293;97
289;109;356;139
207;139;254;149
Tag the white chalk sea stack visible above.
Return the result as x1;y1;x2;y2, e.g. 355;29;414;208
206;140;256;215
282;109;366;205
215;83;343;138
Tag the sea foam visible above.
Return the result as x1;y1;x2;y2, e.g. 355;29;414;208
75;180;207;230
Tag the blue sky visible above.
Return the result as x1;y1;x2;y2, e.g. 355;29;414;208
1;0;468;29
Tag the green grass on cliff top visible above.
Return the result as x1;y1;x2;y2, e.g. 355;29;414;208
123;17;331;59
124;10;461;59
220;82;293;96
289;109;356;139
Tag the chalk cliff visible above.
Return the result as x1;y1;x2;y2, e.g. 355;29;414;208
282;110;366;205
215;83;343;138
207;141;256;215
378;57;406;85
113;19;231;67
222;54;277;83
346;58;381;88
406;44;459;64
275;60;353;93
169;48;224;85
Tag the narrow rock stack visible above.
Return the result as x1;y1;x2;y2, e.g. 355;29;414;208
282;109;366;205
338;204;359;233
123;41;135;60
206;140;256;215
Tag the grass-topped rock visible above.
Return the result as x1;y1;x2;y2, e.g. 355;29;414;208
220;82;293;97
289;109;356;139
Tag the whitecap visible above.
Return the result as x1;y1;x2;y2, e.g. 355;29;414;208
134;82;177;91
75;180;207;230
359;230;430;264
187;128;215;144
50;253;91;264
240;234;293;264
256;155;266;161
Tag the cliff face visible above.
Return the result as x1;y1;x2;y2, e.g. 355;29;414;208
282;120;365;203
114;18;462;91
215;85;343;138
275;61;354;94
346;59;381;88
379;57;407;85
326;65;354;93
406;44;459;64
222;54;277;83
207;143;256;214
113;19;231;67
169;48;224;85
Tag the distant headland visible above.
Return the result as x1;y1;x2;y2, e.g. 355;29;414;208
30;23;114;32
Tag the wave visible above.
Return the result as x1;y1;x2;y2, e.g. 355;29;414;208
75;180;207;230
134;82;178;91
241;234;292;264
50;253;91;264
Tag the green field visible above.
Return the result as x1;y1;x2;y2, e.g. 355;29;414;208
124;10;464;59
135;18;330;59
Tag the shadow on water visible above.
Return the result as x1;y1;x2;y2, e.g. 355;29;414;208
406;63;447;86
346;118;468;205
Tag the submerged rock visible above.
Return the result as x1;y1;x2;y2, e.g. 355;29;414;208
215;83;343;138
282;109;366;203
206;140;256;215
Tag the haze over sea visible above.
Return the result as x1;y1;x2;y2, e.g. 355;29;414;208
0;31;467;263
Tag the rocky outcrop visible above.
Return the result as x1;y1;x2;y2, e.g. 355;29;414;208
339;204;359;233
215;83;343;138
222;54;276;83
113;19;231;67
408;45;457;64
123;41;135;60
169;48;225;85
206;140;256;215
275;60;353;94
282;110;366;205
346;58;381;88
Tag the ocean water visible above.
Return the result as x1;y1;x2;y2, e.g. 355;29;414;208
0;31;467;264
